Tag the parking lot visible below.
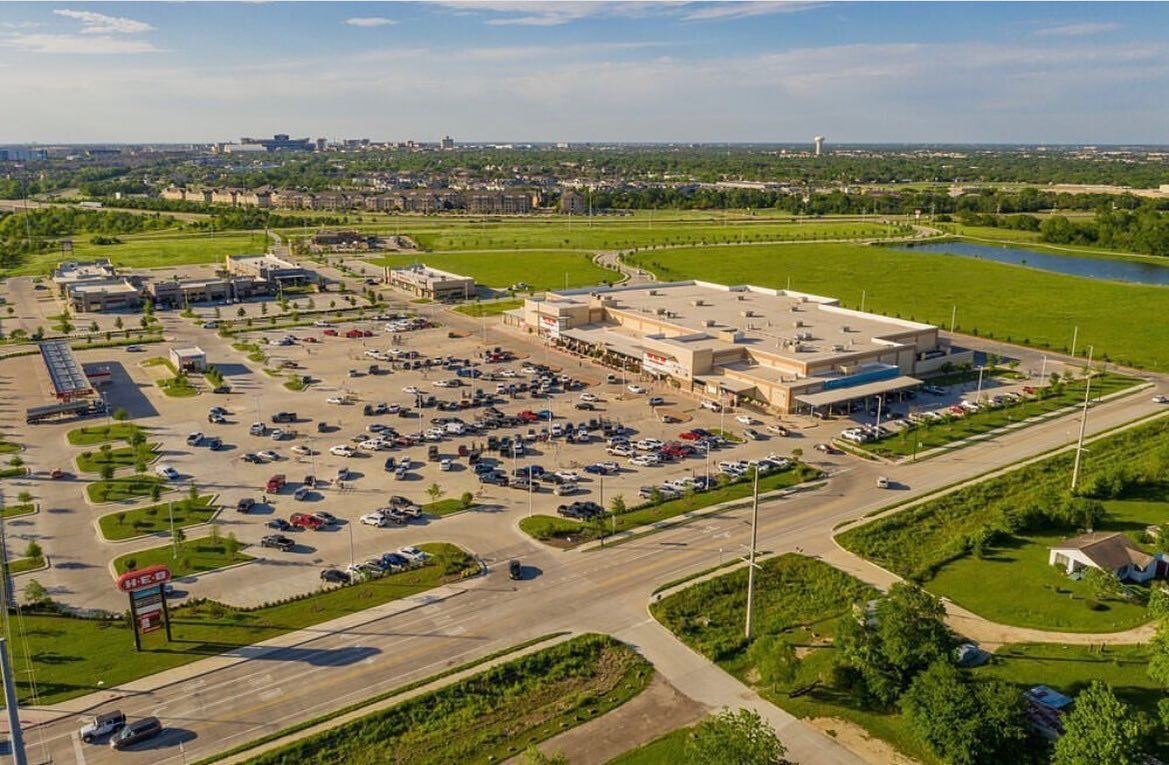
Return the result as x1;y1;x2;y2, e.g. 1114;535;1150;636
5;296;841;610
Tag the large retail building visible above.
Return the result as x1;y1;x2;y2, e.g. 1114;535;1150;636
510;281;971;414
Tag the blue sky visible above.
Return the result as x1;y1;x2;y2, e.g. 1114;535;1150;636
1;2;1166;144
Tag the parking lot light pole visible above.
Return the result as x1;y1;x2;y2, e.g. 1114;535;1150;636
743;468;761;640
975;365;985;403
1070;346;1094;492
168;501;176;556
527;464;533;518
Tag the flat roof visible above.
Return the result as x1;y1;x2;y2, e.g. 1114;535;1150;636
52;260;116;284
561;324;648;359
795;376;921;407
69;279;138;295
226;253;301;269
546;281;935;364
39;340;92;397
390;264;475;285
171;346;206;357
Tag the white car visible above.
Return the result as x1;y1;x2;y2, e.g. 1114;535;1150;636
735;415;755;425
500;370;517;378
629;455;660;467
361;513;390;527
402;386;420;395
439;458;453;471
607;445;634;457
397;546;431;563
555;470;580;482
634;439;663;451
627;384;646;394
313;320;331;327
579;392;598;402
257;450;280;461
1154;395;1168;404
330;445;355;457
326;396;345;405
360;440;385;451
155;464;179;480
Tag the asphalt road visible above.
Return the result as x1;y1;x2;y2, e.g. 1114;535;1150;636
16;383;1165;765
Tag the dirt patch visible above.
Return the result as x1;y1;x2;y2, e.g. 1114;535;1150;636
806;717;921;765
509;674;707;765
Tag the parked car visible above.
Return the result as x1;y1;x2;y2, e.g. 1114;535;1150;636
260;534;295;551
508;559;523;580
155;464;179;480
109;717;162;750
320;568;349;584
236;497;256;513
266;518;292;531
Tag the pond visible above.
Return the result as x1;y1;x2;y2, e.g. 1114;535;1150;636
893;241;1169;286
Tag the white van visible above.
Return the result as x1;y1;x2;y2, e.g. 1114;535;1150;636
876;476;890;489
700;399;722;412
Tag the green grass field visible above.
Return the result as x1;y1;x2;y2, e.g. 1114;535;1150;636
6;231;270;276
4;543;475;705
112;534;253;578
925;492;1169;632
246;633;653;765
369;250;615;290
838;417;1169;631
98;496;217;541
625;242;1169;371
393;220;907;252
452;298;524;317
86;474;167;503
606;727;692;765
75;443;159;474
66;423;145;446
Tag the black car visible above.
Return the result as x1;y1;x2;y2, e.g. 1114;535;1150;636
242;453;263;464
266;518;292;531
320;568;350;584
236;497;257;513
508;559;523;580
260;534;295;551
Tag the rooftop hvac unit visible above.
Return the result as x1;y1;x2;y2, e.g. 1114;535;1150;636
654;307;667;315
740;310;754;318
690;299;705;307
792;342;804;352
793;320;804;328
703;319;716;327
647;289;658;296
833;344;845;352
737;294;746;301
800;296;809;303
841;325;851;333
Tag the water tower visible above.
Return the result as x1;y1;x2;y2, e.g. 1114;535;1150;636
814;136;825;156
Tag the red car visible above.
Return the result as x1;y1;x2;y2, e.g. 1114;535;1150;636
289;512;324;530
322;329;338;337
300;336;319;343
679;431;701;441
518;411;540;423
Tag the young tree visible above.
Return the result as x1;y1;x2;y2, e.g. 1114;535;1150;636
23;579;49;607
112;407;129;421
426;482;444;505
519;748;567;765
150;482;162;502
459;491;474;509
17;490;32;505
99;463;115;482
610;494;627;515
25;541;42;560
746;635;799;691
686;709;792;765
1052;681;1145;765
114;316;123;330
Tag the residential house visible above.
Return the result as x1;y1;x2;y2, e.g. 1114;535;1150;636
1048;532;1168;583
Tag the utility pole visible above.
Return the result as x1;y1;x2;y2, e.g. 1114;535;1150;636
744;467;761;639
1071;326;1079;359
1070;346;1094;492
0;639;27;765
950;305;957;334
169;501;177;556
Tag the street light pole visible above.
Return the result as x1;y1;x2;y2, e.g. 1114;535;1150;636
744;467;761;639
1070;346;1094;492
169;501;176;556
975;365;985;403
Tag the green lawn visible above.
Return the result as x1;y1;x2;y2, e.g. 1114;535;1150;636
246;633;653;765
6;555;45;575
925;493;1169;632
369;250;616;290
75;443;159;474
651;554;936;763
3;543;475;705
86;474;167;503
387;220;907;253
98;496;217;541
157;376;199;397
423;498;472;516
859;373;1141;458
838;417;1169;631
452;298;524;317
5;231;270;276
625;242;1169;372
520;464;818;547
606;727;692;765
66;423;145;446
0;441;22;454
112;535;252;578
1;504;34;519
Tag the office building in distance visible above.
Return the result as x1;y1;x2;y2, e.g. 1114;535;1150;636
513;281;970;414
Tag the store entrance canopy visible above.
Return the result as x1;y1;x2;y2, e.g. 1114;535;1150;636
795;376;920;408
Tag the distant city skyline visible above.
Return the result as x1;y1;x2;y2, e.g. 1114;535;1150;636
0;1;1166;144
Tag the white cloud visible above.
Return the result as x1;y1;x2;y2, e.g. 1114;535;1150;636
53;9;154;35
345;17;397;28
1035;22;1122;38
680;2;823;22
0;33;162;54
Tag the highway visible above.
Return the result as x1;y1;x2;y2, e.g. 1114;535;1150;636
15;382;1165;765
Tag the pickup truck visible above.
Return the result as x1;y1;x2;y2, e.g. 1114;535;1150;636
79;710;126;743
266;474;286;493
289;512;324;530
271;412;297;423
